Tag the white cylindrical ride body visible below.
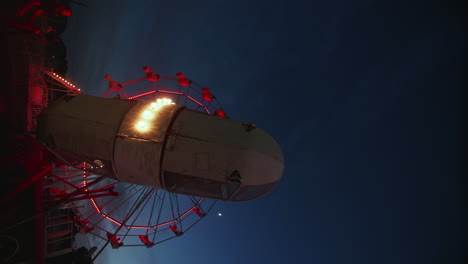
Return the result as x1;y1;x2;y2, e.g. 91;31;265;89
37;94;284;201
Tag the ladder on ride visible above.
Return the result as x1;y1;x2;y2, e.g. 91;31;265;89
45;205;75;259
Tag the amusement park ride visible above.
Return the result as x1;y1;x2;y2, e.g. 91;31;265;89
1;2;284;264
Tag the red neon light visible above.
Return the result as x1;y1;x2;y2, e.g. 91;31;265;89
176;72;192;86
121;77;147;86
104;215;122;226
143;66;160;82
105;74;123;92
169;225;183;236
74;216;93;232
3;21;40;34
202;88;213;101
158;90;183;95
216;110;226;118
49;187;63;195
106;232;124;248
175;72;186;79
128;90;156;100
88;186;204;229
59;8;72;16
86;173;200;229
139;235;155;247
186;95;203;106
192;208;206;217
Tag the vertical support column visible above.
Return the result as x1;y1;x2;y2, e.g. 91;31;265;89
30;142;46;264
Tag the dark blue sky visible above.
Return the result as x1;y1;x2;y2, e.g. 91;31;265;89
63;1;465;263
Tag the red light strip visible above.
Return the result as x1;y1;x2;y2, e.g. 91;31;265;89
128;90;186;100
158;90;183;95
128;90;156;100
85;171;202;230
186;95;203;106
131;200;204;229
89;199;203;230
121;77;147;86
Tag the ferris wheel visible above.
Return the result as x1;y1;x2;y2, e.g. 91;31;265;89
1;3;284;261
42;66;226;253
0;62;283;262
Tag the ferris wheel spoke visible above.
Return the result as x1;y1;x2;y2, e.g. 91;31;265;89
83;183;131;220
81;175;106;190
151;191;166;242
120;188;155;241
189;195;206;215
182;86;190;106
93;186;154;260
146;188;159;236
176;84;182;104
189;195;199;207
91;185;145;226
120;186;154;226
168;193;175;221
105;185;144;214
174;194;182;231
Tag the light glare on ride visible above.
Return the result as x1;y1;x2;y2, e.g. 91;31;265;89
157;98;174;105
149;102;160;111
135;98;175;133
142;110;154;120
150;98;175;111
135;121;150;132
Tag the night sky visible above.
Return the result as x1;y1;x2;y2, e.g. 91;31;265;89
62;1;465;263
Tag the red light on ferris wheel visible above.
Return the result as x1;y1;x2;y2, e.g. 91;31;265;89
202;87;213;101
176;72;192;86
216;110;226;118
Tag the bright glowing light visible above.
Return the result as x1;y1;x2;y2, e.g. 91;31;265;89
156;98;175;106
156;98;175;105
135;121;150;132
149;98;174;110
149;102;161;111
142;110;154;119
218;213;222;216
134;98;176;133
